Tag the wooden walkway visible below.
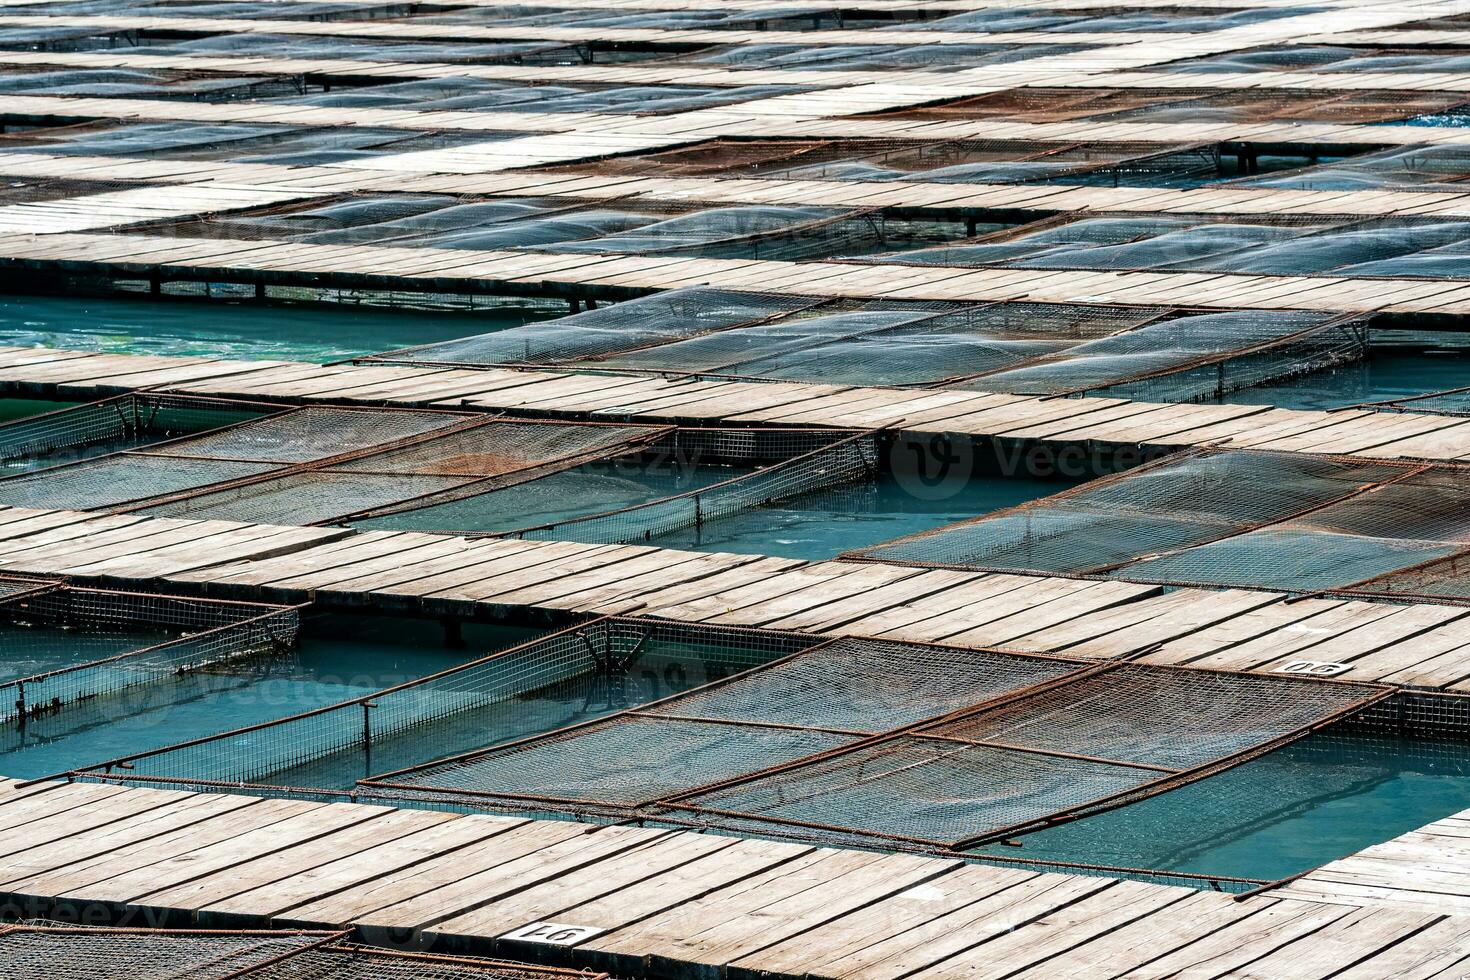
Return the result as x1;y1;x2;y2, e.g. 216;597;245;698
10;229;1470;321
3;345;1470;462
1282;805;1470;916
2;504;1469;692
1;776;1465;979
12;151;1470;225
7;0;1470;969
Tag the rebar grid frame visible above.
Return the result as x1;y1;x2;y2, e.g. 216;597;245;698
53;616;824;789
0;923;610;980
353;629;1389;857
0;585;302;724
846;446;1470;600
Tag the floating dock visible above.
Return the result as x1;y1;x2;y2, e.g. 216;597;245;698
5;0;1470;973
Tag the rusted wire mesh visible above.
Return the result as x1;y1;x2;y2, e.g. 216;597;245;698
0;574;61;607
69;619;821;791
359;634;1386;852
359;637;1093;815
0;393;279;476
0;925;345;979
0;585;299;725
0;404;474;512
664;662;1388;851
0;925;608;980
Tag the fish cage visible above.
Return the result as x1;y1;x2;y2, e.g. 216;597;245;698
0;119;528;167
65;618;823;792
879;211;1470;280
127;423;880;546
0;392;280;476
357;634;1387;857
849;448;1470;600
867;86;1470;126
151;193;962;262
0;574;60;607
363;287;1371;400
0;584;300;725
0;923;608;980
555;137;1224;186
0;404;479;512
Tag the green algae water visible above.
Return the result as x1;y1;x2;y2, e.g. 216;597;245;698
0;295;552;363
972;732;1470;884
0;613;539;780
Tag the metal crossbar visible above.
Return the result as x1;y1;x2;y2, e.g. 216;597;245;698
356;633;1388;856
0;924;609;980
0;586;301;725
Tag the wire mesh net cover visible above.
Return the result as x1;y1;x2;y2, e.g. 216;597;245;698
0;392;281;477
359;636;1090;815
664;662;1387;851
70;618;823;791
0;924;609;980
0;585;299;725
364;287;1366;398
0;404;476;513
846;448;1470;592
360;634;1385;850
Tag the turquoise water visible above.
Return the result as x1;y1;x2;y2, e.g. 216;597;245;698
973;732;1470;883
1225;347;1470;411
0;295;550;363
357;459;1070;561
263;633;778;789
654;476;1069;559
0;614;538;780
0;622;176;682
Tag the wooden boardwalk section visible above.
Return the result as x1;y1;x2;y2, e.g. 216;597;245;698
2;504;1470;692
1;776;1466;979
1282;805;1470;916
7;0;1470;969
3;345;1470;462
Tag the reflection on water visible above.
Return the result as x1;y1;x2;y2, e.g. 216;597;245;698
973;732;1470;882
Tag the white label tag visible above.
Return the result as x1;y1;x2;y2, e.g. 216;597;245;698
500;922;604;947
1275;660;1352;677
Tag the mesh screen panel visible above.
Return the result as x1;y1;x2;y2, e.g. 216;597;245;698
73;620;820;789
332;420;664;478
0;393;278;475
0;586;299;725
365;638;1090;812
0;928;334;980
139;470;476;525
926;663;1379;769
670;662;1385;849
379;715;857;808
367;288;816;367
851;450;1410;575
676;736;1155;847
0;454;280;511
137;407;471;463
644;637;1080;732
0;927;609;980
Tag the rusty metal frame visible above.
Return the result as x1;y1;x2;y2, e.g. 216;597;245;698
358;639;1108;811
0;585;305;723
657;665;1394;853
0;924;611;979
47;615;822;789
